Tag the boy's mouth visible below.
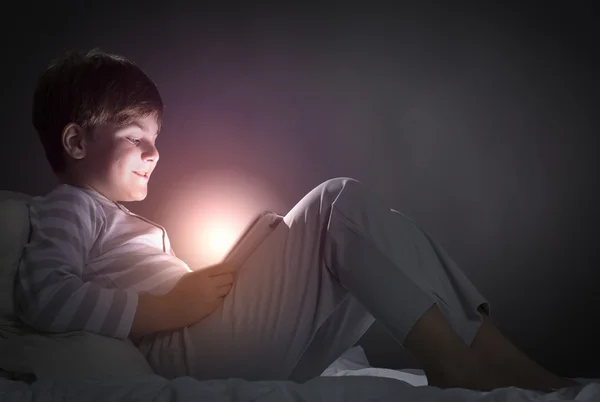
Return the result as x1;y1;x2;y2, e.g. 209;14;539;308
133;171;149;180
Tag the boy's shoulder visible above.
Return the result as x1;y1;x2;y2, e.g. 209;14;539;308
36;184;96;203
32;184;108;220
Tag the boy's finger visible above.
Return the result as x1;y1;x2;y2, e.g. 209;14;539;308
216;284;233;297
211;273;234;287
207;262;237;276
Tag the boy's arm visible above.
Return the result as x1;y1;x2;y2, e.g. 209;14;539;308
14;189;138;340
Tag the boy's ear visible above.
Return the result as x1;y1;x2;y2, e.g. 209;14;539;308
62;123;87;159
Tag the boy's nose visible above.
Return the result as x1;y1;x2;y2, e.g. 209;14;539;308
143;144;160;162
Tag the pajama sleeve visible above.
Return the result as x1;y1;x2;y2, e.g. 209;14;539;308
14;188;139;339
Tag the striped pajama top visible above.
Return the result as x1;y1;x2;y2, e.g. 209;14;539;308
14;184;192;341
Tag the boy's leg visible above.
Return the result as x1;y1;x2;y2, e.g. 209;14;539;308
180;177;565;390
319;178;572;391
288;295;375;383
181;177;487;382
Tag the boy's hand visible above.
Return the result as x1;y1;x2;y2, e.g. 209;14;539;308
165;262;237;327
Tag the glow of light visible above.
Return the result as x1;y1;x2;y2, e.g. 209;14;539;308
164;169;286;268
208;226;238;257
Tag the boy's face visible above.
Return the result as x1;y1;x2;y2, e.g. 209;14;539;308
76;114;160;202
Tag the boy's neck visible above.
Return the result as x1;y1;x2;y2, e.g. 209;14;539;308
58;170;113;203
59;181;116;206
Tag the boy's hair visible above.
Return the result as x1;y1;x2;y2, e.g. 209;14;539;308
32;48;164;173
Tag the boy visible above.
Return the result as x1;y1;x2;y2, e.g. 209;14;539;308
15;48;575;392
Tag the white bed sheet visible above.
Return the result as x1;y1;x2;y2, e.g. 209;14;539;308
0;346;598;402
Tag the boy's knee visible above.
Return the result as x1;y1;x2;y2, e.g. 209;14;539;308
285;177;365;225
321;177;361;187
320;177;367;214
318;177;363;199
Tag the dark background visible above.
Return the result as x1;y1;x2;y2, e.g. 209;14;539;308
1;2;598;378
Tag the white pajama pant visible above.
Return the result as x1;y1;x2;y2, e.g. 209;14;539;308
149;177;490;381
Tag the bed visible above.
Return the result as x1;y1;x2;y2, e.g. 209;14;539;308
1;190;598;401
1;345;598;401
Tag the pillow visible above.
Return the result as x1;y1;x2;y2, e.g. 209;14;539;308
22;331;155;380
0;190;155;380
0;192;31;332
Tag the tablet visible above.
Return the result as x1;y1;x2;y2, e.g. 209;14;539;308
221;211;284;266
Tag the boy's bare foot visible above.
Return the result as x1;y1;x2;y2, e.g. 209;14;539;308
426;353;576;392
470;312;579;392
424;352;514;391
404;304;578;392
405;305;518;391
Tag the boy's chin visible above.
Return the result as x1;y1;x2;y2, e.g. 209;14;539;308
120;190;148;202
128;193;147;202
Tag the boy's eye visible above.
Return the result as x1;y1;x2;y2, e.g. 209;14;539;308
127;137;141;145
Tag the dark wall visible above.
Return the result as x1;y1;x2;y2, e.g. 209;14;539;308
1;3;598;377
